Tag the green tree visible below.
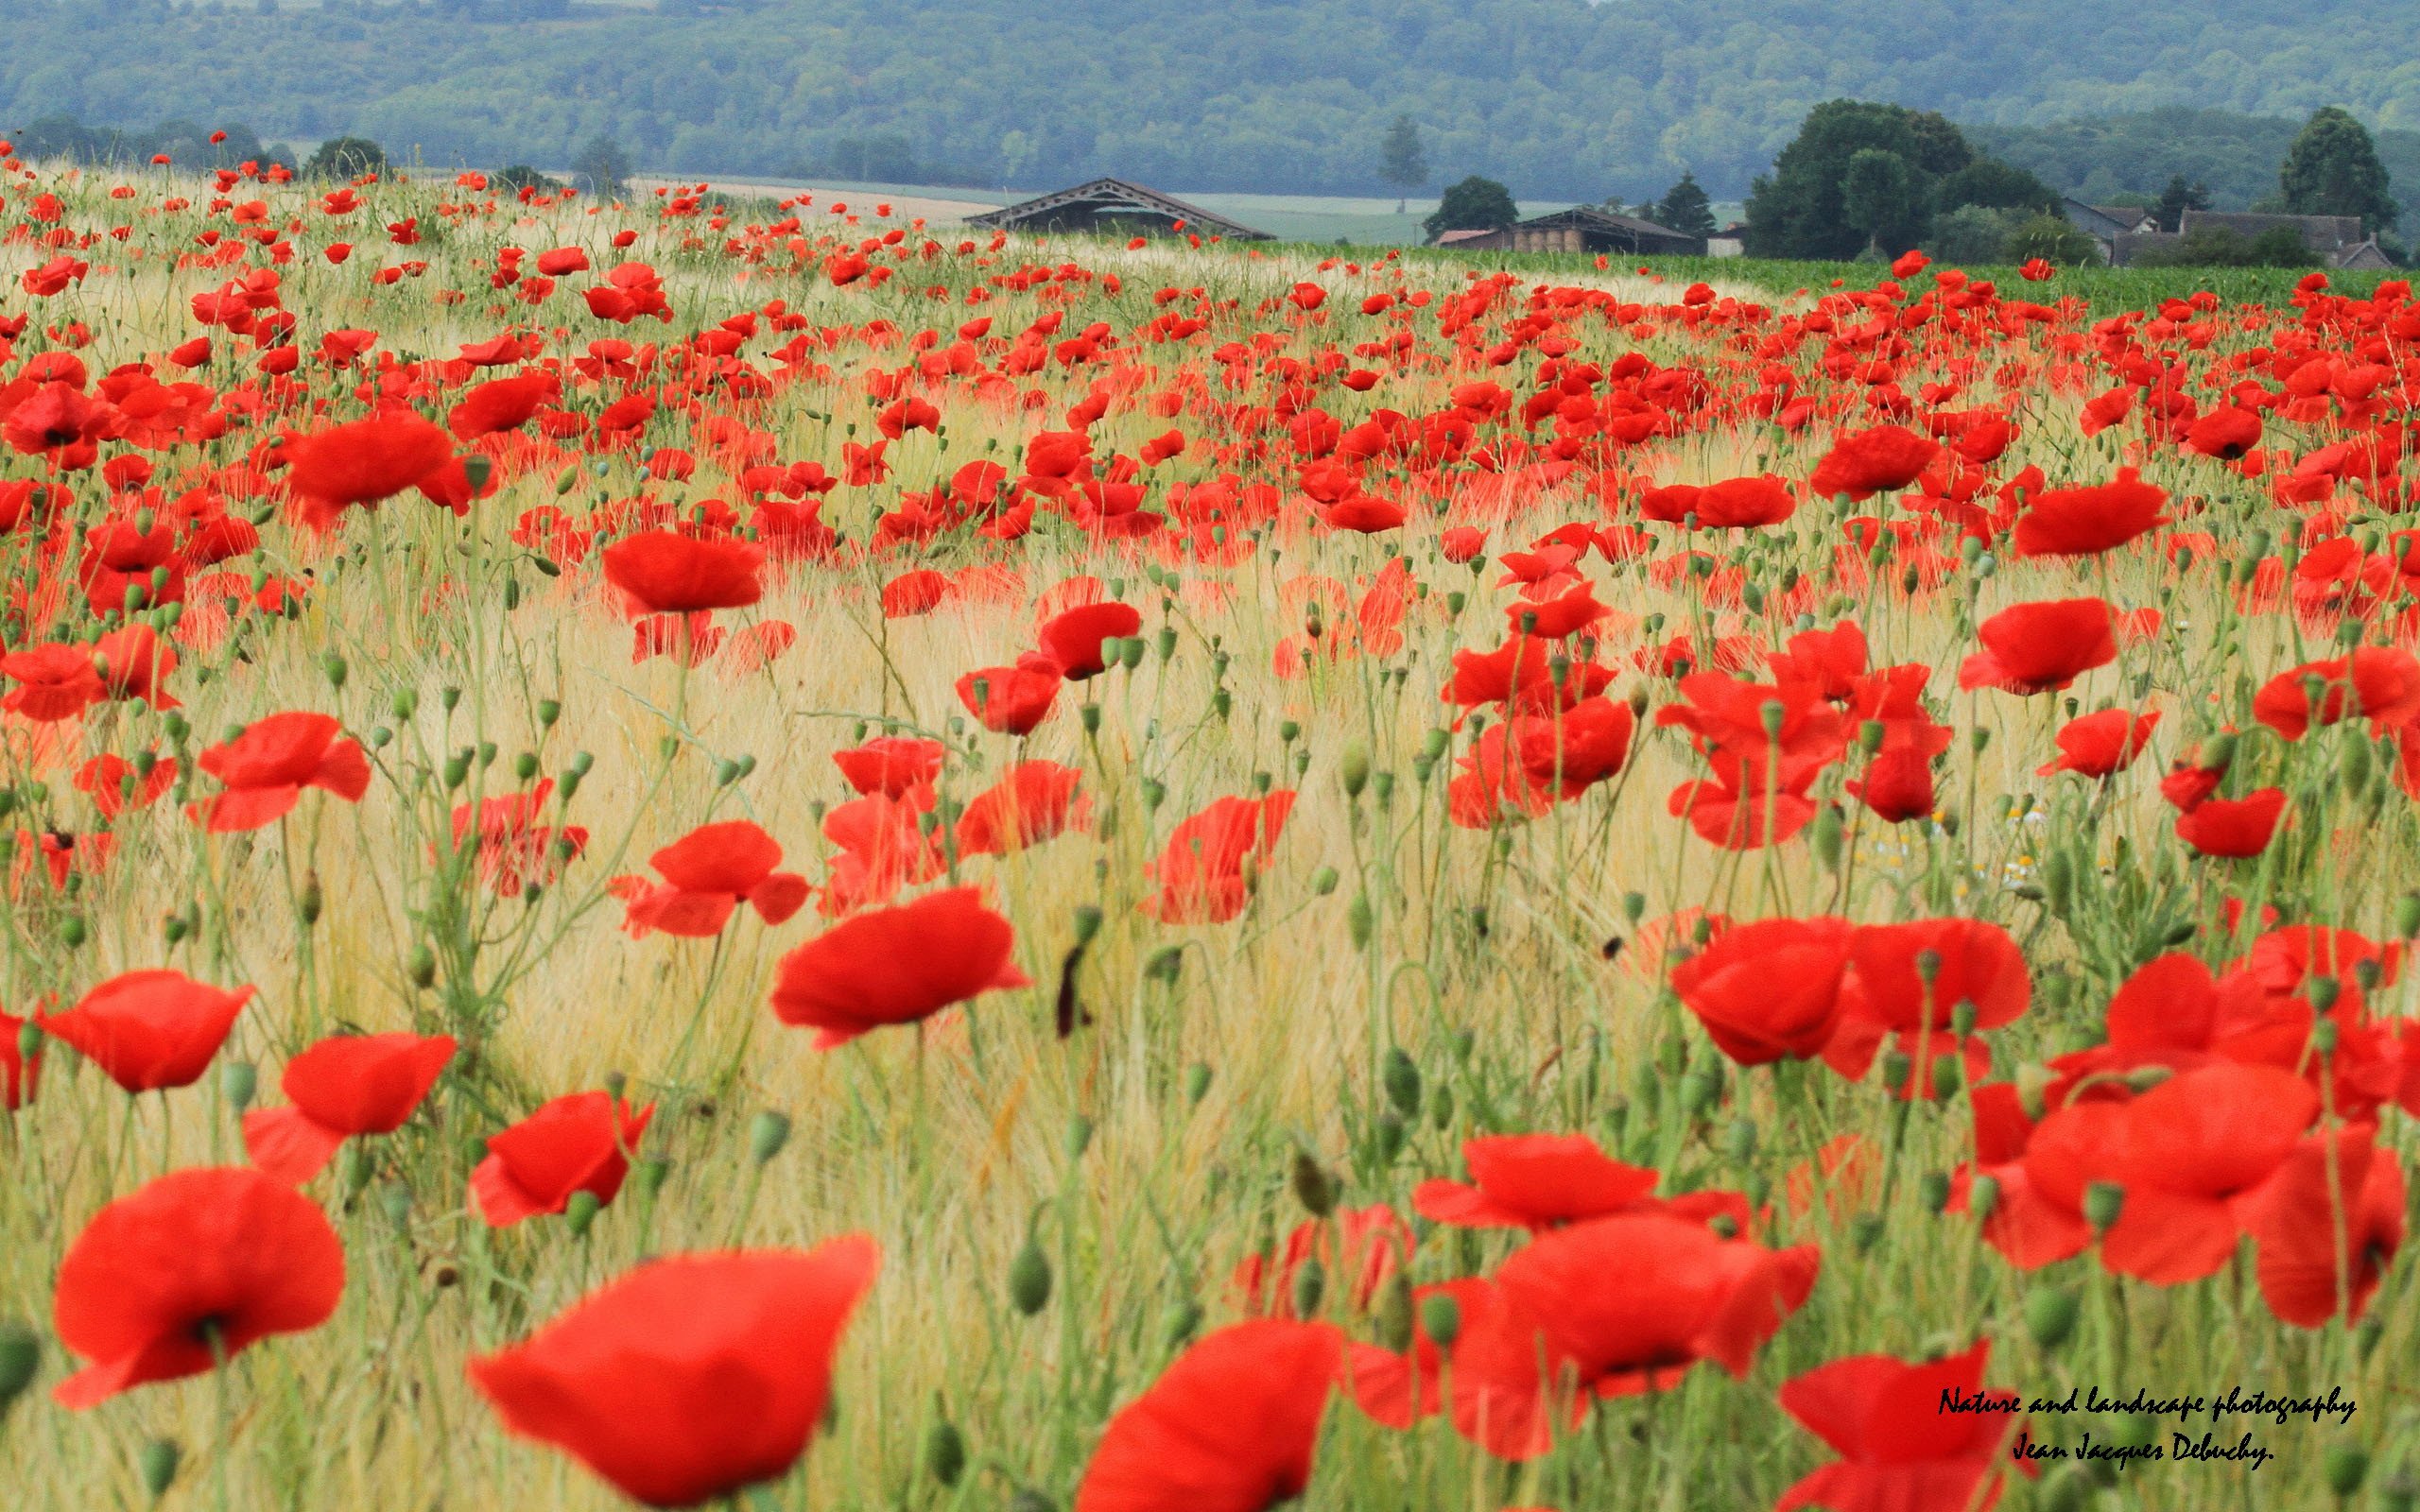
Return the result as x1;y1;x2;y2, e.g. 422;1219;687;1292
1841;147;1921;254
1935;157;2059;215
572;134;632;199
2003;212;2099;265
1927;204;2023;264
2279;106;2399;232
1379;114;1426;215
493;164;564;196
1424;175;1516;242
1743;100;1970;259
2152;173;2211;232
1653;171;1715;237
305;135;387;180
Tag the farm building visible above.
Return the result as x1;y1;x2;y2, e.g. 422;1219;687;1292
1438;206;1704;255
965;179;1270;240
2106;209;2386;268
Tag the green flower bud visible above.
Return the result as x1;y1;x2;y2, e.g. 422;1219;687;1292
2324;1444;2369;1499
221;1059;257;1114
1308;865;1339;896
139;1439;182;1500
1919;1171;1951;1213
565;1190;602;1239
2025;1284;2079;1349
1289;1255;1326;1317
1347;891;1374;951
1162;1297;1202;1348
1381;1048;1422;1118
2083;1180;2124;1233
1340;742;1370;799
1420;1292;1461;1349
1290;1149;1338;1218
1064;1114;1094;1162
924;1416;967;1487
749;1110;792;1165
0;1321;39;1415
1184;1062;1213;1106
1009;1236;1053;1316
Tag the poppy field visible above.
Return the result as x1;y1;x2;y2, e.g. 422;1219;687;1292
2;156;2419;1512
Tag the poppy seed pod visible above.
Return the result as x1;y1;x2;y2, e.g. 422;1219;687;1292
220;1058;256;1113
2083;1180;2125;1233
1288;1256;1325;1318
1967;1173;2001;1221
1184;1062;1212;1105
923;1416;966;1487
1381;1048;1421;1118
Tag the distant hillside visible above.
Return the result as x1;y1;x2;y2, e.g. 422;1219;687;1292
1971;108;2420;215
1;0;2415;204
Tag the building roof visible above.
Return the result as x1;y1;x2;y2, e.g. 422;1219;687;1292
2179;209;2364;251
1523;205;1692;241
964;178;1270;240
1433;228;1501;245
2061;198;2152;238
2336;239;2396;270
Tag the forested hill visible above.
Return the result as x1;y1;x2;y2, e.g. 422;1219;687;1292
3;0;2416;201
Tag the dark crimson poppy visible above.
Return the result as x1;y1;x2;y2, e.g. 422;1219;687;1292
468;1237;878;1508
243;1032;457;1184
2173;788;2286;857
1807;425;1941;501
2011;469;2169;558
2251;647;2420;739
769;885;1030;1049
2037;708;2159;777
601;529;766;616
1413;1133;1661;1231
1775;1341;2029;1512
956;762;1088;856
1145;792;1296;923
831;735;944;798
955;658;1062;734
1039;600;1143;679
1956;599;2118;695
2246;1125;2405;1327
52;1167;343;1407
471;1091;656;1228
41;969;253;1091
192;711;372;832
1670;917;1853;1065
608;820;808;936
1075;1319;1340;1512
284;409;453;515
1447;1213;1819;1459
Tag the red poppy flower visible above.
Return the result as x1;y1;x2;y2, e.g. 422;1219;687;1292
0;643;105;722
769;885;1030;1048
608;820;809;936
2246;1125;2405;1327
448;372;560;439
1511;697;1635;793
471;1091;656;1228
2184;405;2261;460
1413;1134;1662;1231
468;1237;878;1508
452;782;588;894
601;529;766;616
243;1032;457;1184
1956;599;2118;695
193;711;372;831
2173;788;2286;857
1448;1213;1819;1459
955;762;1088;856
831;735;944;799
1808;425;1942;501
956;658;1062;734
93;624;179;707
52;1167;344;1408
1075;1319;1340;1512
1039;599;1143;679
2252;648;2420;740
1145;792;1296;923
2037;709;2158;777
284;409;453;514
41;969;253;1092
1776;1341;2028;1512
2011;469;2168;558
1671;917;1853;1065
